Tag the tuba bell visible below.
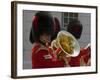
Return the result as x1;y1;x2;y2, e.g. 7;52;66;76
51;30;80;57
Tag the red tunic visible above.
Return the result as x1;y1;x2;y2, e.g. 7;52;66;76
32;43;65;69
69;47;90;67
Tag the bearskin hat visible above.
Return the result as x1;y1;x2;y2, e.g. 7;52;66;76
29;11;54;43
67;19;83;39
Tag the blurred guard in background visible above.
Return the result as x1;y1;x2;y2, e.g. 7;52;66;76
67;19;91;66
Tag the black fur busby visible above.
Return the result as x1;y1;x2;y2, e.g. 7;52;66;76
29;27;34;44
51;17;61;40
29;11;54;44
67;19;83;39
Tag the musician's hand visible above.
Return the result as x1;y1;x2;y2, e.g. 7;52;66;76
56;51;71;67
80;56;86;66
57;52;66;60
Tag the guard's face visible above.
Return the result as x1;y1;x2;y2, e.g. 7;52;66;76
40;33;51;43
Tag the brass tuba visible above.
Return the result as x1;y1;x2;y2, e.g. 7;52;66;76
51;30;80;57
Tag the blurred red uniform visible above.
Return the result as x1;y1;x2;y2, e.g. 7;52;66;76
69;46;91;67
